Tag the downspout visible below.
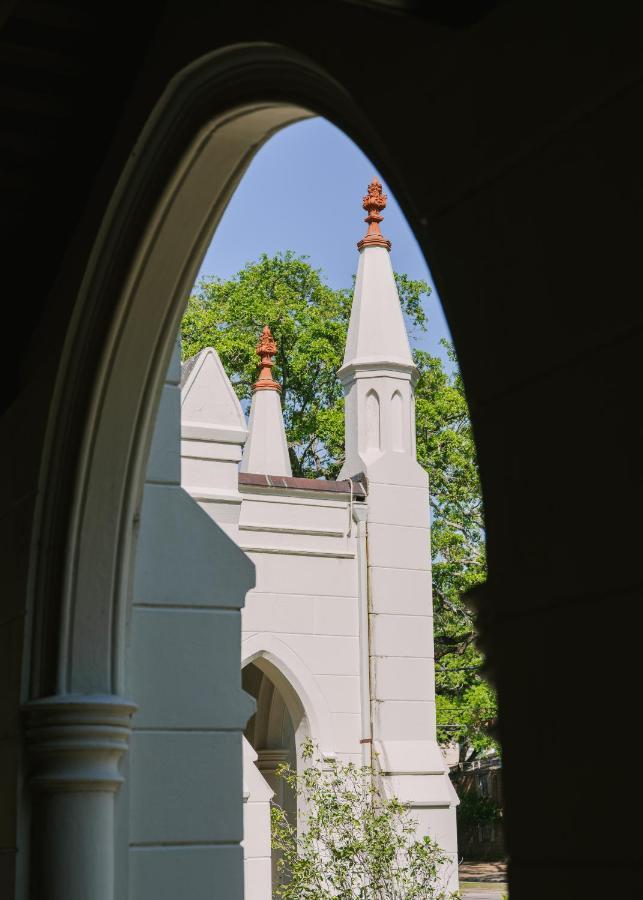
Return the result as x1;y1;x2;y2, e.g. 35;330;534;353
352;502;372;768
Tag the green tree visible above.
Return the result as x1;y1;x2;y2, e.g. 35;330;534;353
414;345;494;758
182;252;427;478
270;739;455;899
181;251;495;757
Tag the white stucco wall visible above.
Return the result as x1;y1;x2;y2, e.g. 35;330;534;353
338;240;459;891
179;339;459;896
126;342;255;900
239;485;362;765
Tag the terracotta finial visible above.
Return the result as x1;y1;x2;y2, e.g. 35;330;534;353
357;177;392;251
253;325;282;393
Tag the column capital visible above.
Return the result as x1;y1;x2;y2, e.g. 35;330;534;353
24;694;137;793
256;748;291;773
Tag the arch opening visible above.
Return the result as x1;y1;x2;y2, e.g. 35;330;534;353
242;661;300;890
22;40;480;900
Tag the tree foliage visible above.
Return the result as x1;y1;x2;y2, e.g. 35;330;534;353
182;252;427;478
181;251;495;757
270;740;456;899
414;345;494;757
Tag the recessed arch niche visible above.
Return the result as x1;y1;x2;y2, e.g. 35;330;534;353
391;388;404;452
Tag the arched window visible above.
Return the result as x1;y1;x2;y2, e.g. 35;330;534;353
391;388;404;452
366;388;381;451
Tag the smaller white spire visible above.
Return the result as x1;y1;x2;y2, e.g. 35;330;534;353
240;326;292;477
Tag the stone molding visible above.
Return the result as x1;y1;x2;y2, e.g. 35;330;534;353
181;423;248;444
24;694;137;793
337;358;418;385
239;472;367;498
242;634;335;758
256;748;290;772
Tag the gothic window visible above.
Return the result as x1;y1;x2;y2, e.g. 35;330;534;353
391;389;404;451
366;389;381;451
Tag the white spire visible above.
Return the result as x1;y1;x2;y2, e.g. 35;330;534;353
240;326;292;477
340;244;414;373
340;177;415;376
338;179;422;485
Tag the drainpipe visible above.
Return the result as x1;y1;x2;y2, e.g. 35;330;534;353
352;502;372;768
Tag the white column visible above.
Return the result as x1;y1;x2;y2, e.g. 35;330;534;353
25;694;136;900
242;738;273;900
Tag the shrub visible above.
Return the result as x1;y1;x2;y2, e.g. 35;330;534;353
270;739;458;899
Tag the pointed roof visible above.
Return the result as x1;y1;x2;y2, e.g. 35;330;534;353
338;179;415;381
240;326;292;477
181;347;247;443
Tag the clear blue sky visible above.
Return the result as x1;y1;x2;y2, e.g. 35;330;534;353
196;117;452;362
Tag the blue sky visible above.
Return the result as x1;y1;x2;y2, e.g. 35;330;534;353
196;117;452;363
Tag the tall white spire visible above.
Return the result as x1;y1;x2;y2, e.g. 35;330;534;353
240;326;292;477
338;178;422;485
339;180;459;889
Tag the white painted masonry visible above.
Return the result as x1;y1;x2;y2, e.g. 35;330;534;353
126;341;256;900
241;325;292;477
241;389;292;477
177;194;459;894
339;214;459;888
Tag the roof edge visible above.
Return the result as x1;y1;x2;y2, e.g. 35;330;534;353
239;472;367;499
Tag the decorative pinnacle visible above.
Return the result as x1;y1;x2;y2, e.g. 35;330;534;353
253;325;282;393
357;177;392;251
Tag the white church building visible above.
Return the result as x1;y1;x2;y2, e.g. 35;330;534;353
178;180;459;895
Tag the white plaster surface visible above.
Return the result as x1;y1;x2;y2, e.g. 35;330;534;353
129;846;244;900
337;242;459;892
370;566;433;615
164;232;460;897
130;731;243;843
373;700;437;741
247;550;358;596
315;674;361;712
181;347;247;444
242;738;273;899
374;656;436;700
127;343;256;900
241;388;292;476
130;607;250;728
371;613;435;658
340;246;413;371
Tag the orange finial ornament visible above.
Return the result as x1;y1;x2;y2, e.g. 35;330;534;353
357;177;392;251
253;325;282;393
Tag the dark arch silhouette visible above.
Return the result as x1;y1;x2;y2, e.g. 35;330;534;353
1;6;640;898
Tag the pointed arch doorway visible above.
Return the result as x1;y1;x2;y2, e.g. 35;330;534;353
242;660;300;890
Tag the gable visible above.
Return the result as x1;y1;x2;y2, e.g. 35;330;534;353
181;347;247;443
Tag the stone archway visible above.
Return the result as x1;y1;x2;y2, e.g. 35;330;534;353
21;44;387;900
242;661;299;893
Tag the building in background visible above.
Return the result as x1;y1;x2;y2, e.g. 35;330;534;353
179;181;459;896
451;755;504;861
